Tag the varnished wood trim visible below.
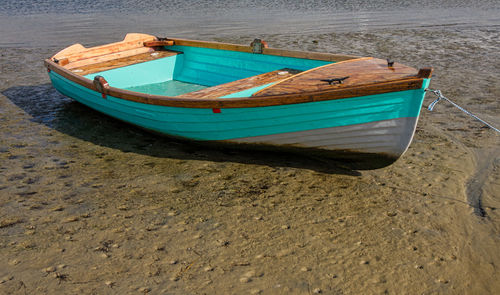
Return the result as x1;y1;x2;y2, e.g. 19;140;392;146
170;38;253;52
46;58;424;109
56;58;69;66
417;68;433;79
144;40;175;47
47;59;94;88
262;48;358;62
169;38;359;62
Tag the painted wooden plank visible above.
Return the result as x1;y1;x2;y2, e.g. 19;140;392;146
168;45;329;87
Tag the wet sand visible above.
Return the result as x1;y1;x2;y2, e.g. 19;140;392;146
1;29;500;294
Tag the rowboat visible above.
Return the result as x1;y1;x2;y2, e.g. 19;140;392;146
45;33;432;167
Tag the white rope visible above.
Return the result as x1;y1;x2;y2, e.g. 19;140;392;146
426;89;500;134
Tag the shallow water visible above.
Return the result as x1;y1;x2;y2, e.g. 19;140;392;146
1;1;499;294
1;0;499;48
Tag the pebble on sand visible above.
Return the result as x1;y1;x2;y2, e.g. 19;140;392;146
50;206;64;212
169;276;179;282
117;205;129;211
9;259;21;266
0;217;23;228
154;245;165;251
63;216;79;223
105;281;114;287
243;270;256;278
43;266;56;273
0;276;14;284
217;240;230;247
276;248;295;258
18;240;35;249
24;229;36;235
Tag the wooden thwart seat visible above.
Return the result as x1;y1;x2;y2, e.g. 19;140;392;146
50;33;180;76
68;51;180;76
177;68;302;99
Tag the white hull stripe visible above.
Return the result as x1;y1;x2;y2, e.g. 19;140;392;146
230;117;419;157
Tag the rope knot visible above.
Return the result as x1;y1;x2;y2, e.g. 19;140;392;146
426;89;443;111
425;88;499;134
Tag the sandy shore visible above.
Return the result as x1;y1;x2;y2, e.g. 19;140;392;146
1;35;499;294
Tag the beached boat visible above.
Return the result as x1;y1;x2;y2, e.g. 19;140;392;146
45;33;432;165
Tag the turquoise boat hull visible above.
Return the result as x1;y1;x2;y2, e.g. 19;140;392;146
45;34;432;164
49;70;429;156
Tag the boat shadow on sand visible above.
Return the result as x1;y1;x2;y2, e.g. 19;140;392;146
3;84;399;175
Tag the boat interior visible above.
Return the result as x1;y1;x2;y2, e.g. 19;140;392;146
50;33;429;100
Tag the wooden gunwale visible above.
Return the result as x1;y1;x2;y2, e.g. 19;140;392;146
169;38;359;62
46;58;425;109
144;40;175;47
